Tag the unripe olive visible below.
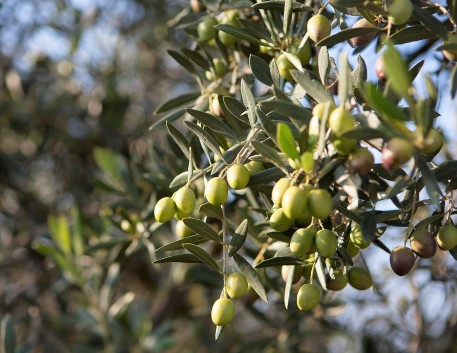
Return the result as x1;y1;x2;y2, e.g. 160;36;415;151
290;228;315;256
308;189;333;220
276;53;295;81
350;225;370;249
442;32;457;62
390;246;415;276
331;136;357;155
307;15;331;43
211;298;235;326
290;40;312;64
218;20;239;46
349;18;377;47
388;0;413;25
437;224;457;250
302;263;316;280
375;56;386;81
297;283;320;311
282;186;309;220
296;211;312;227
416;129;444;155
382;137;414;170
173;187;196;217
346;240;360;257
348;267;372;290
210;94;223;117
154;197;177;223
269;208;294;232
315;229;338;258
410;229;437;258
198;16;218;42
326;269;348;291
226;272;249;299
205;177;228;206
348;147;374;175
176;219;194;239
312;101;336;120
227;164;250;190
245;160;265;175
281;265;303;283
213;58;227;78
271;178;291;206
329;107;355;135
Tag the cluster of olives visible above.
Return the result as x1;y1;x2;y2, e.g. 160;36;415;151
390;224;457;276
211;272;249;326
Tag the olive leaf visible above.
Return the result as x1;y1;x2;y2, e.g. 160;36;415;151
233;253;268;302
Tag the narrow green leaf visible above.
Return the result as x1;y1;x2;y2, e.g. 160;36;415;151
390;25;437;45
340;126;387;140
260;101;312;125
250;55;274;86
251;140;286;169
414;214;444;231
157;235;208;252
361;210;377;243
270;59;281;87
222;96;250;126
412;4;447;39
318;46;330;85
372;238;391;254
276;122;299;160
450;64;457;99
435;161;457;181
169;170;199;188
317;27;384;47
215;24;270;46
256;107;277;142
436;42;457;52
167;122;191;160
153;253;203;264
255;256;305;268
199;203;224;220
383;42;412;101
233;253;268;302
252;1;314;12
229;219;248;257
415;152;442;204
154;92;200;114
183;243;219;271
48;215;72;255
352;55;367;88
338;52;352;105
185;121;224;159
150;108;186;129
283;0;293;34
183;218;222;243
1;314;15;353
291;69;334;103
241;80;257;127
282;52;303;72
248;167;285;186
182;48;210;70
167;49;195;74
186;109;238;141
215;325;224;340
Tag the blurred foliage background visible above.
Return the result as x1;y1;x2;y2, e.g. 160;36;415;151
1;0;457;353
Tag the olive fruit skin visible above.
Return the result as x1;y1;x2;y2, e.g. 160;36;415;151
417;129;444;155
297;283;320;311
290;40;312;64
308;189;333;220
442;32;457;62
154;197;177;223
346;240;360;257
348;147;374;176
227;164;250;190
326;269;348;291
437;224;457;250
276;54;295;81
332;136;357;155
390;246;416;276
290;228;315;256
197;16;218;42
245;160;265;175
205;177;228;206
348;267;372;290
382;137;414;170
388;0;413;25
410;229;437;258
375;56;386;81
175;220;194;239
282;186;309;220
349;18;377;47
281;265;303;284
218;20;239;46
313;101;337;120
212;58;227;78
315;229;338;258
272;178;291;206
350;225;370;249
329;107;355;135
211;298;235;326
307;15;331;43
226;272;249;299
173;187;196;217
270;208;294;232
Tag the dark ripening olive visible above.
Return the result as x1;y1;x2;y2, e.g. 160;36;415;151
388;0;413;25
348;147;374;175
382;137;414;170
437;224;457;250
348;267;373;290
326;269;348;291
390;246;416;276
297;283;320;311
307;15;331;43
349;18;377;47
211;298;235;326
443;32;457;62
410;229;437;258
375;56;386;81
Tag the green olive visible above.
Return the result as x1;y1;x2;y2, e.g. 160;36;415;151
175;220;194;239
290;228;315;256
350;225;370;249
437;224;457;250
226;272;249;299
205;177;228;206
270;208;294;232
348;267;373;290
329;107;355;135
307;15;331;43
382;137;414;170
227;164;250;190
410;228;437;258
271;178;291;206
154;197;177;223
388;0;413;25
276;53;295;81
297;283;320;311
197;16;218;42
308;189;333;220
282;186;309;220
315;229;338;258
211;298;235;326
244;160;265;175
326;269;348;291
173;187;196;217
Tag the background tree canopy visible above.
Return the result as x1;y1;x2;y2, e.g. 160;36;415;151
1;0;457;352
